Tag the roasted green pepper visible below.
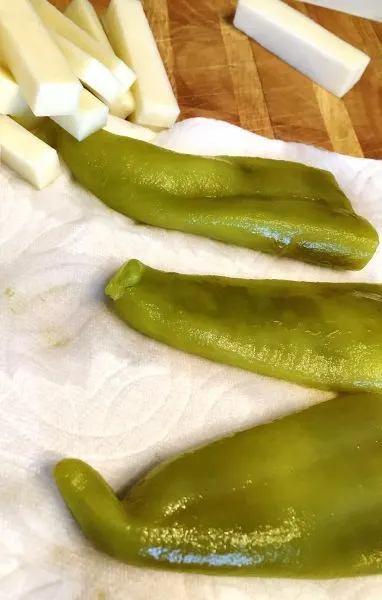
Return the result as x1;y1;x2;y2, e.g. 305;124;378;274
55;393;382;578
54;127;378;270
106;260;382;392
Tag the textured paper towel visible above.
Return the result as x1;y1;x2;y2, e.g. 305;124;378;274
1;118;382;600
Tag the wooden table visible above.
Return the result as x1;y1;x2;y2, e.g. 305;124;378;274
54;0;382;158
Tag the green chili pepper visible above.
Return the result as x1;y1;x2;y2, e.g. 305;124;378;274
54;392;382;578
105;260;382;392
54;127;378;270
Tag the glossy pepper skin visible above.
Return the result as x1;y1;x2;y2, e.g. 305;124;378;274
55;393;382;578
54;127;378;270
105;259;382;393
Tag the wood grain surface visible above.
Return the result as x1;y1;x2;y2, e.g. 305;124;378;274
53;0;382;158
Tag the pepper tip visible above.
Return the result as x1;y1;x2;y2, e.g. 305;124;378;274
105;259;144;301
53;458;88;485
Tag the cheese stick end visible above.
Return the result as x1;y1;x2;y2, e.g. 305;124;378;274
109;89;135;118
0;116;61;188
52;89;108;141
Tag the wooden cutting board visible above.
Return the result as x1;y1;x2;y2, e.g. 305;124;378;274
54;0;382;159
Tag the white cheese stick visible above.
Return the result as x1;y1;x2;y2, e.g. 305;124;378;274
65;0;136;126
65;0;136;119
0;64;43;128
0;64;28;115
52;89;108;141
65;0;111;49
103;115;156;141
54;34;121;104
104;0;180;129
296;0;382;22
0;0;81;116
12;107;43;131
0;116;61;188
0;62;43;128
234;0;370;98
30;0;135;92
109;90;135;118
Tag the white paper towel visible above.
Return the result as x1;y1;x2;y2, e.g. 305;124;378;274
1;118;382;600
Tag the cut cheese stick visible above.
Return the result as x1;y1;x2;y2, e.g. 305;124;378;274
0;64;43;128
0;62;43;128
0;0;81;116
54;34;122;104
12;107;43;131
0;64;28;115
296;0;382;22
52;89;108;141
65;0;136;119
0;116;61;188
104;0;180;128
109;89;135;118
103;115;155;141
65;0;111;50
29;0;135;92
234;0;370;98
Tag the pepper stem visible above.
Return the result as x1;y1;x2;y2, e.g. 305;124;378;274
54;459;135;558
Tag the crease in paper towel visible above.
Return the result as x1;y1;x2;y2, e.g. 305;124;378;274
0;118;382;599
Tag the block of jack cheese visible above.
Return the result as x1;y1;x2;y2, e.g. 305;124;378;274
52;89;108;141
234;0;370;98
30;0;135;92
65;0;111;50
104;0;180;128
0;0;81;116
54;34;122;104
296;0;382;22
0;116;61;188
